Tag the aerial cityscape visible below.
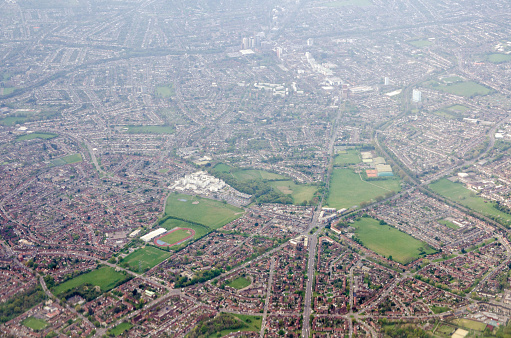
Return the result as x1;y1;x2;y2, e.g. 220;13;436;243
2;0;511;337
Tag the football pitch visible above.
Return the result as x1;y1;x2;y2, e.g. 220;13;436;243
164;193;243;229
352;217;436;264
326;169;400;209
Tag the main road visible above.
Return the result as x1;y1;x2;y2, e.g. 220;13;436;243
301;102;343;337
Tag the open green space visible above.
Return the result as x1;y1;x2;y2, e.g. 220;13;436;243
16;132;58;141
0;87;15;96
22;317;48;331
158;168;169;174
188;313;261;338
334;149;361;165
227;277;251;290
49;154;82;167
159;218;210;240
53;266;129;295
0;116;29;126
231;169;285;181
126;125;175;134
326;169;401;209
108;322;133;336
212;163;232;173
438;219;460;230
441;76;464;83
432;81;491;97
0;109;60;126
409;39;433;48
164;193;243;228
430;178;511;225
156;84;175;98
323;0;372;7
212;163;318;205
436;324;456;335
448;104;469;112
433;104;469;119
488;53;511;63
431;306;450;314
352;217;436;264
158;228;192;245
268;180;318;204
451;318;487;331
119;246;171;272
62;153;82;164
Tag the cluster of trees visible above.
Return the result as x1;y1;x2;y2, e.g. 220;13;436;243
188;313;245;338
494;201;511;216
0;286;46;323
59;283;102;302
382;323;431;338
175;269;222;288
0;224;17;242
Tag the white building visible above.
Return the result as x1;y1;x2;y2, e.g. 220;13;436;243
412;89;422;102
140;228;167;242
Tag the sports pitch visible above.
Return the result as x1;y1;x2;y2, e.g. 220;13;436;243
120;246;171;272
154;228;195;247
268;180;318;204
352;217;436;264
334;149;361;165
326;169;400;209
53;266;129;295
430;178;511;224
22;317;48;331
164;193;243;229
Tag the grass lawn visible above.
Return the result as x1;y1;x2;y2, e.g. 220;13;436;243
213;163;232;173
438;219;460;230
22;317;48;331
268;180;318;204
436;81;491;97
49;154;82;167
120;246;171;272
156;85;174;98
433;105;469;119
109;322;133;336
437;324;455;335
448;104;469;112
352;217;436;264
53;266;129;295
323;0;372;7
16;132;58;141
431;305;450;314
164;193;243;229
158;228;193;245
126;125;175;134
158;168;169;174
334;149;361;165
409;39;433;48
206;314;262;338
488;53;511;63
326;169;401;209
159;218;210;240
0;116;28;126
231;169;285;181
452;318;487;331
227;277;251;289
63;153;82;164
0;87;15;95
430;178;511;224
441;76;464;83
